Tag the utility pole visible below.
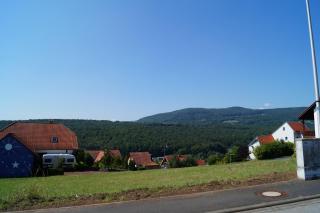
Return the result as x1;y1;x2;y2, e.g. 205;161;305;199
306;0;320;138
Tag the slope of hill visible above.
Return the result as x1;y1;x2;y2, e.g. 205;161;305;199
0;107;307;158
137;107;306;125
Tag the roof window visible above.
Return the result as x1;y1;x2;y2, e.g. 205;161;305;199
51;136;59;143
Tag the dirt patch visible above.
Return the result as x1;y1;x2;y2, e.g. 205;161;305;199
0;172;296;212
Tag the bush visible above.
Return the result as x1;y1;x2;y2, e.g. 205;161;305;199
184;157;197;167
73;149;94;170
169;156;181;168
169;155;197;168
207;154;223;165
223;146;242;163
253;142;294;160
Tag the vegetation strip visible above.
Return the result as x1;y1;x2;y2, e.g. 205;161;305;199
0;172;295;212
0;159;296;211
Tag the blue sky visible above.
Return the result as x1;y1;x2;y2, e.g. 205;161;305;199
1;0;320;121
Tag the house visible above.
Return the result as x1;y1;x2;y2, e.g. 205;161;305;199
248;135;275;160
128;152;159;169
196;159;206;166
0;122;78;177
160;155;188;168
271;121;314;143
248;121;314;160
87;149;122;163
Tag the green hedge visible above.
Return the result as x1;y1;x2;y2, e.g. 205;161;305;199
253;142;294;160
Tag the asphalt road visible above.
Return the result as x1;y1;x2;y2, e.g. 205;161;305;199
15;179;320;213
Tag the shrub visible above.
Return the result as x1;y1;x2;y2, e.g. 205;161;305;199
207;154;223;165
184;157;197;167
169;156;182;168
169;155;197;168
73;149;94;170
253;142;294;160
223;146;241;163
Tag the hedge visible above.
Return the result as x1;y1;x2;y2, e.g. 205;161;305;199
253;142;294;160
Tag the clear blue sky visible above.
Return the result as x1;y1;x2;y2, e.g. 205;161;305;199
1;0;320;121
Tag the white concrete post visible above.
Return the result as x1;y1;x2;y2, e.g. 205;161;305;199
306;0;320;137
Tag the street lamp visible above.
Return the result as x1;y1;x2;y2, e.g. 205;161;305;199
305;0;320;138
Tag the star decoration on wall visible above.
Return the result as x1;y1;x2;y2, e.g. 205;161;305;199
12;161;19;168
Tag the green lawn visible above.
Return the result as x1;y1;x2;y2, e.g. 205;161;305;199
0;158;296;210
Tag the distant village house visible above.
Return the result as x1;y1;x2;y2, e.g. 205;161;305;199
87;149;122;163
128;152;159;169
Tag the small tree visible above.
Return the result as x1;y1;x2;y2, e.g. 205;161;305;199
101;150;113;170
223;146;240;163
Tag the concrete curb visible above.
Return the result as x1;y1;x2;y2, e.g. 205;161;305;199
209;194;320;213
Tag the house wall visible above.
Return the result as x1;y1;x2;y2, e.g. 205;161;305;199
272;122;295;143
0;135;35;178
248;140;260;160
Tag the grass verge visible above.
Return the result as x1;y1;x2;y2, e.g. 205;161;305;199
0;158;296;211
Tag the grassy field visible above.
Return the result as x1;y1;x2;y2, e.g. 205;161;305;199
0;158;296;211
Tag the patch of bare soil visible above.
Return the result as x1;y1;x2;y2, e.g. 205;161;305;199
1;172;296;212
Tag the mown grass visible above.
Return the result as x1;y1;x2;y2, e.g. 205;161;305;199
0;158;296;210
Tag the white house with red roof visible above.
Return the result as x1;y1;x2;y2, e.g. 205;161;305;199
248;121;314;160
272;121;313;143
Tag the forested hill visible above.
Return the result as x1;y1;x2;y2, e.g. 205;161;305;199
0;107;307;158
137;107;306;125
0;120;273;158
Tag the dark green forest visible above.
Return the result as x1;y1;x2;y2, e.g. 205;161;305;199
0;107;306;158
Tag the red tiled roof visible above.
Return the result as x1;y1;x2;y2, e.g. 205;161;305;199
287;122;310;132
109;149;122;159
87;149;122;163
196;159;206;166
129;152;158;167
164;155;188;162
87;150;105;163
0;122;78;152
257;135;275;145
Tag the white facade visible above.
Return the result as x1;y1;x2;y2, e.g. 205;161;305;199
248;140;260;160
272;122;305;143
272;122;296;143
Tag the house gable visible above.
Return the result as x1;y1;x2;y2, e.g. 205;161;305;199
0;134;35;177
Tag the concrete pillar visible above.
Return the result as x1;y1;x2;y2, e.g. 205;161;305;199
296;138;320;180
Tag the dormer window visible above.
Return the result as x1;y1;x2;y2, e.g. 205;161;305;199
51;136;59;143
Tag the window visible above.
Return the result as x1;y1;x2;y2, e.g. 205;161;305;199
285;137;288;141
51;136;59;143
44;159;52;163
66;158;74;163
283;127;285;131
